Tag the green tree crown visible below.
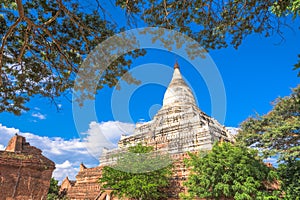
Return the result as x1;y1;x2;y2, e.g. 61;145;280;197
182;142;280;200
100;143;172;200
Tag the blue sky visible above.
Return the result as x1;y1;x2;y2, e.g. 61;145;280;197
0;6;299;181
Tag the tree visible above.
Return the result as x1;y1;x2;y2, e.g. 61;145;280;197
47;177;59;200
0;0;145;115
2;0;299;115
182;142;280;200
278;159;300;200
237;85;300;161
294;54;300;77
271;0;300;19
99;143;172;200
116;0;299;48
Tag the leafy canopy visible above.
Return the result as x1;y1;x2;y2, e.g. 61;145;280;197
100;143;172;200
237;85;300;161
0;0;144;115
182;142;280;200
1;0;299;115
278;159;300;200
271;0;300;19
47;177;59;200
117;0;299;48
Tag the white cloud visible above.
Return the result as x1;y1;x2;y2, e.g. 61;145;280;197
226;127;240;135
0;121;135;183
56;160;72;169
34;107;40;111
0;124;19;144
82;121;135;159
52;160;82;182
32;112;47;120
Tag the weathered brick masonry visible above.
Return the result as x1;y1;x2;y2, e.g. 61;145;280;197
0;135;55;200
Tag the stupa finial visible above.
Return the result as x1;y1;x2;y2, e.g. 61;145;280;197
174;61;179;69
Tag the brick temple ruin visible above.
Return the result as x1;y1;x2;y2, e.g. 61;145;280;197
0;134;55;200
63;63;235;199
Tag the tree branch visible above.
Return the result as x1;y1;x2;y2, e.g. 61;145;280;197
0;0;25;86
31;24;73;68
44;10;61;26
57;0;94;33
18;24;31;63
0;17;22;86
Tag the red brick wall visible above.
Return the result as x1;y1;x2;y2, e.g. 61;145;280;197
0;135;55;200
0;162;53;200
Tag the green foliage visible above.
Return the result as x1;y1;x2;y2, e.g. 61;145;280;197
237;85;300;161
47;177;59;200
0;0;145;115
1;0;299;115
100;143;172;200
182;142;280;200
271;0;300;19
294;54;300;77
278;159;300;200
116;0;298;49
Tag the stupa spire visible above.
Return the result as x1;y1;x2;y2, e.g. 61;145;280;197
162;62;196;107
